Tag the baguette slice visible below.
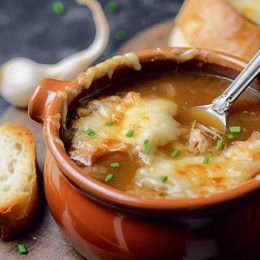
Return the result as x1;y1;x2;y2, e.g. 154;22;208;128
0;123;38;241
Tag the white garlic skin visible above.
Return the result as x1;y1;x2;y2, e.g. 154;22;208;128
0;58;57;107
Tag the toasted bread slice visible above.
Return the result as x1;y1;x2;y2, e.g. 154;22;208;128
0;123;38;241
169;0;260;60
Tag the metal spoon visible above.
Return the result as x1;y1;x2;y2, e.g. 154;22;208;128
188;51;260;132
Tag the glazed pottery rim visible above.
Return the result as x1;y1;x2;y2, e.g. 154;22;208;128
30;47;260;211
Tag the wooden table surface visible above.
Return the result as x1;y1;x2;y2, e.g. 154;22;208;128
0;19;174;260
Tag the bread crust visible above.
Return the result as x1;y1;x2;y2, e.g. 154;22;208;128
174;0;260;60
0;123;38;241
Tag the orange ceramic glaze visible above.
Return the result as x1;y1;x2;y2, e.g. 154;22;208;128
29;48;260;259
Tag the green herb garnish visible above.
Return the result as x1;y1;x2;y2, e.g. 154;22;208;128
216;139;224;149
230;126;241;133
85;128;95;137
18;243;28;254
106;1;118;13
126;129;134;137
227;133;235;140
105;173;114;182
115;30;127;41
110;162;120;169
71;49;79;55
160;175;168;183
105;121;113;126
52;1;65;15
203;155;210;164
171;149;180;158
143;140;152;154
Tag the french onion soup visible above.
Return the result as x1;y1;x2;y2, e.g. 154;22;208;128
63;71;260;199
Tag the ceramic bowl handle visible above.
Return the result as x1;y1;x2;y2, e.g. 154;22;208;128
28;78;73;124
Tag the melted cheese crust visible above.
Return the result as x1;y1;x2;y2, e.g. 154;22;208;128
68;92;260;198
133;132;260;198
69;92;179;165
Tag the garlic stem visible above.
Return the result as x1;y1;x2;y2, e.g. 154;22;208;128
52;0;110;79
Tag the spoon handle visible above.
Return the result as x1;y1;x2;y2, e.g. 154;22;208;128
212;51;260;114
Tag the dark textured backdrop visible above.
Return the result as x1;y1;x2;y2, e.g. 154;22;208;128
0;0;183;65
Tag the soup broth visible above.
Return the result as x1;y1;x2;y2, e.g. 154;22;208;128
64;72;260;198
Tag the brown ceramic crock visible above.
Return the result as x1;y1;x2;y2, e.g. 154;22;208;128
28;48;260;260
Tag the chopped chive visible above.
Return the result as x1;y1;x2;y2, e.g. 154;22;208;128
52;1;65;15
105;121;113;126
143;140;152;154
105;173;114;182
85;128;95;137
160;175;168;183
227;133;235;140
110;162;120;169
203;155;210;164
106;1;118;13
115;30;127;42
230;126;241;133
18;243;28;254
126;129;134;137
216;139;224;149
71;49;79;55
171;149;180;158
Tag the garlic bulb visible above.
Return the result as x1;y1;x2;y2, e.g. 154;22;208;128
0;0;109;108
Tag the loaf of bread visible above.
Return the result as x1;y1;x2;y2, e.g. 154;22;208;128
169;0;260;61
0;123;38;241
